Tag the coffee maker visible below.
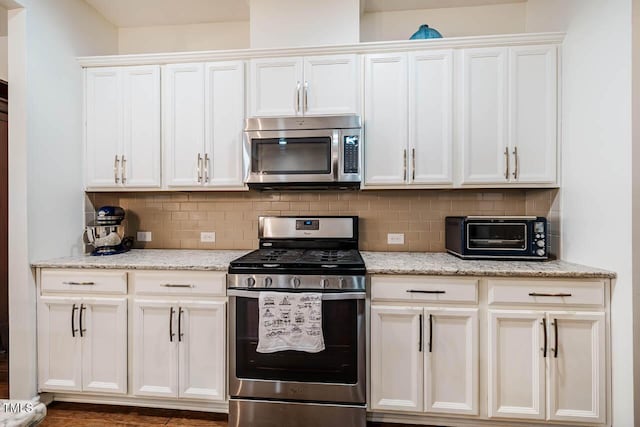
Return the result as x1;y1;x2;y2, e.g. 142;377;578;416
85;206;133;256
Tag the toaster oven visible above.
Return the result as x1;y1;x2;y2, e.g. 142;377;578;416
445;216;548;260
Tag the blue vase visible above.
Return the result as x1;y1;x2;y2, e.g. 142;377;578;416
409;24;443;40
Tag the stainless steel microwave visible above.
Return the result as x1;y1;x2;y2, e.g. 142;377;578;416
445;216;548;260
243;115;362;190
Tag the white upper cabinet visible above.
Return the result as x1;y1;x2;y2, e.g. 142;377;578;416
364;50;454;187
459;45;558;186
364;53;408;185
85;66;161;189
249;54;358;117
164;61;245;189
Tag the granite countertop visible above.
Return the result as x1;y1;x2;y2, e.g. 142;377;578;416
361;252;616;279
32;249;616;279
31;249;252;271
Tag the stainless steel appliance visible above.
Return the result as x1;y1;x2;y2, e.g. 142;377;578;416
85;206;133;256
445;215;548;260
227;216;366;427
243;115;362;190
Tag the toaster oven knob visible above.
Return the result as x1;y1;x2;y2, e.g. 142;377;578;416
536;248;546;257
264;277;273;287
293;277;301;288
536;240;546;248
246;277;256;287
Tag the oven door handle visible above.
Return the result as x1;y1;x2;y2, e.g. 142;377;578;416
227;289;365;300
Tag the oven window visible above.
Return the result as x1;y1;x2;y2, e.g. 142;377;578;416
251;137;331;174
467;223;526;250
235;297;359;384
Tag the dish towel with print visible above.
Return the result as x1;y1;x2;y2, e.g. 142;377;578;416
256;292;325;353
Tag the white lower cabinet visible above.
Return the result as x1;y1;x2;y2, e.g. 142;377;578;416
38;296;127;394
132;299;226;401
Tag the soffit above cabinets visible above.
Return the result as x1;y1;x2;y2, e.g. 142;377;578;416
85;0;526;27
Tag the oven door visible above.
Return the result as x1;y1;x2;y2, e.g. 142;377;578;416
228;289;366;405
243;129;339;184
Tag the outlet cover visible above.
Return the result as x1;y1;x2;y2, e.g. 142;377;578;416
201;231;216;243
137;231;152;242
387;233;405;245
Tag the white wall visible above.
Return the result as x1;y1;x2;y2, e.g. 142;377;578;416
8;0;117;399
118;21;249;54
361;2;526;42
250;0;360;48
632;0;640;421
526;1;634;425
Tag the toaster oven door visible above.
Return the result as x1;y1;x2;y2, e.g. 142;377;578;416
466;222;528;251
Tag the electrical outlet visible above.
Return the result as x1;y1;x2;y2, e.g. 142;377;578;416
387;233;405;245
137;231;152;242
201;231;216;243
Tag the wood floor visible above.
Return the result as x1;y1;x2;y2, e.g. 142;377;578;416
40;402;422;427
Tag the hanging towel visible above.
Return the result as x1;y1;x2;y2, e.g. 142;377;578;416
256;292;325;353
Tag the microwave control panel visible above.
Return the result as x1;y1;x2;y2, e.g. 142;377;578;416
344;136;360;174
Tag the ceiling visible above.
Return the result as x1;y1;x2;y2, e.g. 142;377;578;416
85;0;527;28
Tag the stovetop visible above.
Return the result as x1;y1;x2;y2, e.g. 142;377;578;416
229;248;365;275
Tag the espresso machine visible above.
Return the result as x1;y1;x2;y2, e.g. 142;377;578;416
85;206;133;256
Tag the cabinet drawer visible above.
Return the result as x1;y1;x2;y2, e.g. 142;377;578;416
371;276;478;303
40;269;127;294
132;271;226;296
488;279;605;306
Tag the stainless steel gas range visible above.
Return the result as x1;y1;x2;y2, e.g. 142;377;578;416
227;216;366;427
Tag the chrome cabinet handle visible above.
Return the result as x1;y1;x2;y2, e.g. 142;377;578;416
121;155;127;184
196;153;202;183
114;155;120;184
412;148;416;181
295;81;301;114
418;314;423;352
71;304;78;337
528;292;572;297
406;289;446;294
169;307;175;342
178;307;184;342
79;304;86;337
204;153;210;183
513;146;519;180
63;281;95;286
428;314;433;353
303;81;308;113
541;318;547;358
504;147;509;180
552;318;558;358
403;149;407;181
161;283;194;288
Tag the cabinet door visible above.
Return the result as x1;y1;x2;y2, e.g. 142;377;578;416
409;50;453;184
85;68;122;188
303;54;358;115
81;298;127;394
37;297;82;392
509;45;557;184
122;65;161;188
488;310;545;420
547;312;606;424
178;301;226;401
364;53;408;185
163;63;205;187
425;308;478;415
460;48;509;184
204;61;245;188
370;305;423;412
132;300;178;398
249;57;303;117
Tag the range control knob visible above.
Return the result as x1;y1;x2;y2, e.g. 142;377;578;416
536;248;546;257
536;240;546;248
264;277;273;287
338;277;345;289
246;277;256;287
293;277;301;288
321;279;329;288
